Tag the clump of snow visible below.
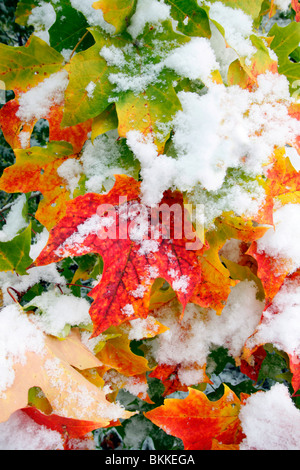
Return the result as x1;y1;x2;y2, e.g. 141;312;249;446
85;81;96;99
127;72;300;206
150;281;264;386
101;35;218;95
246;275;300;357
26;290;92;337
187;170;266;229
54;213;102;257
16;70;69;123
19;130;31;149
27;1;56;44
122;304;135;317
69;0;116;33
127;0;171;39
273;0;291;11
208;21;239;83
80;133;135;193
240;383;300;450
0;410;64;450
0;195;27;242
100;45;126;67
164;37;219;83
0;304;45;397
207;1;256;60
57;158;82;197
256;203;300;273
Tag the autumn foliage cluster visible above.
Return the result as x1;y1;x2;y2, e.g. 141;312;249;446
0;0;300;451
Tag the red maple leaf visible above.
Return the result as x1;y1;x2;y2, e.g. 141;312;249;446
32;175;203;336
145;385;247;450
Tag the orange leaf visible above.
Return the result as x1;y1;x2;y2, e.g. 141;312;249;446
289;353;300;394
32;175;203;336
0;141;78;229
191;213;269;314
292;0;300;21
247;240;290;305
96;329;150;377
0;317;133;425
145;385;246;450
149;363;212;397
22;406;119;439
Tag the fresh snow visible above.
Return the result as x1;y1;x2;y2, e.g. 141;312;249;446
240;383;300;450
16;70;69;123
127;72;300;207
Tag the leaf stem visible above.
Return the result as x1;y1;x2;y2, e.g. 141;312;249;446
69;31;89;60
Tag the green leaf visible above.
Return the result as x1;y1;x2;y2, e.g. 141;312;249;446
92;0;137;34
0;35;64;91
61;27;120;126
0;223;32;275
165;0;211;38
15;0;40;26
269;22;300;86
49;3;94;53
91;103;119;142
116;80;181;152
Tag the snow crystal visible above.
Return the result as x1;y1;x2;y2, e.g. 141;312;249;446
16;70;69;123
26;290;92;337
85;81;96;99
55;213;101;257
127;0;171;39
246;275;300;357
151;281;264;378
138;239;160;255
256;203;300;273
0;410;64;450
0;304;45;397
122;304;135;317
57;158;82;197
240;383;300;450
126;316;161;340
19;130;31;149
0;194;27;242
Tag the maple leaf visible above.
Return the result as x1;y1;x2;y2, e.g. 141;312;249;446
0;223;32;275
0;315;133;425
92;0;136;34
95;327;151;377
0;141;79;230
292;0;300;22
31;174;203;336
145;385;246;450
0;35;64;92
269;21;300;87
191;212;269;315
246;241;289;306
0;92;92;153
164;0;211;38
22;406;121;441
